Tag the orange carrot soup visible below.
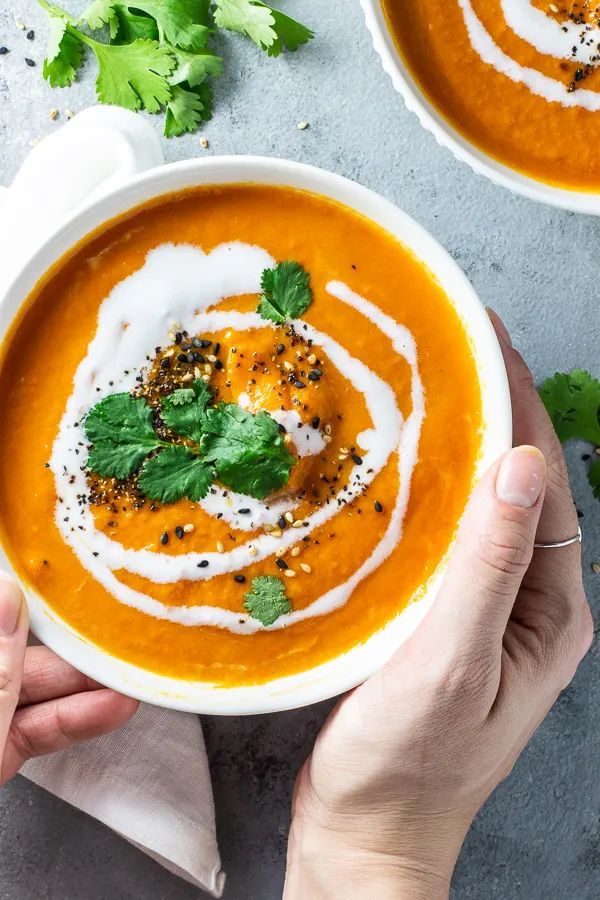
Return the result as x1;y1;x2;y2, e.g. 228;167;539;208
0;185;482;686
383;0;600;191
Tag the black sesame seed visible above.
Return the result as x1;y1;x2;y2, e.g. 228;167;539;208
276;343;285;355
199;339;212;348
160;531;169;545
197;560;209;568
27;30;35;40
276;558;288;570
192;337;203;348
177;353;188;363
352;453;363;465
294;380;306;389
277;516;287;529
187;352;195;364
174;332;183;344
308;371;321;381
25;57;35;67
374;500;383;513
193;351;204;363
234;574;246;583
160;358;171;369
311;416;320;429
213;342;220;355
277;423;287;434
175;526;184;539
0;47;9;55
214;359;224;371
238;508;251;514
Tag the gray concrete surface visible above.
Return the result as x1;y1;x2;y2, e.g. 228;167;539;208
0;1;599;898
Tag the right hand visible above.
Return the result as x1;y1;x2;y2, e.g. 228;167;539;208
0;575;139;786
285;313;593;900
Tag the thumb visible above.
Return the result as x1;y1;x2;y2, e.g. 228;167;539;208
0;574;28;768
430;446;547;649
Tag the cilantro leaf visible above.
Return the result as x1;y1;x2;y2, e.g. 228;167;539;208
258;261;312;324
244;575;291;625
43;21;83;87
138;445;213;503
165;82;214;137
90;37;176;112
266;8;314;58
85;393;163;479
126;0;211;51
212;0;312;55
81;0;120;39
540;370;600;445
169;46;223;87
161;378;212;442
201;403;296;498
110;6;159;43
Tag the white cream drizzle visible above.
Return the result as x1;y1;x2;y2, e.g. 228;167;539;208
459;0;600;110
50;243;424;633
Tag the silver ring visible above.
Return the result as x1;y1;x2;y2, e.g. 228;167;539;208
534;526;582;550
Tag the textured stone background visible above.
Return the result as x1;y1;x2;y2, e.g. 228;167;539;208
0;2;599;898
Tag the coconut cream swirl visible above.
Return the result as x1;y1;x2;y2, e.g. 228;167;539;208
50;242;425;633
459;0;600;110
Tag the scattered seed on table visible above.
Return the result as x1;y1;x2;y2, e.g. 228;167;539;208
0;48;9;56
27;29;34;40
200;137;209;149
49;108;59;120
25;57;35;67
297;121;309;130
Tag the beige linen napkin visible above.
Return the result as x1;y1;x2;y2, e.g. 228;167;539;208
1;107;224;897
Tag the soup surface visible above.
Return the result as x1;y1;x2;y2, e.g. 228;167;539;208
383;0;600;191
0;185;482;686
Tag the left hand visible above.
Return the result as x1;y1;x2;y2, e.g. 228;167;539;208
0;573;139;785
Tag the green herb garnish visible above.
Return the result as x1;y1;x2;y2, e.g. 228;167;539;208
85;393;165;479
243;575;291;625
540;369;600;499
84;379;296;502
257;261;313;324
35;0;313;137
201;403;296;499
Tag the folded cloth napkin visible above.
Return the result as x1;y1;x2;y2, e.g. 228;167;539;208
1;107;224;898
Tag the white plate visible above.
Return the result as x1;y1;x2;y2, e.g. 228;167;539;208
0;156;511;714
361;0;600;215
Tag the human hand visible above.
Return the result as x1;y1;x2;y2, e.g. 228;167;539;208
284;314;594;900
0;575;139;785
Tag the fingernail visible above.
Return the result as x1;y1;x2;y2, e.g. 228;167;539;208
0;573;22;636
496;446;546;509
486;307;513;347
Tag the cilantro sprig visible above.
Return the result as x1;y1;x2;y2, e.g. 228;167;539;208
540;369;600;500
84;379;296;502
243;575;291;625
35;0;313;137
257;261;313;324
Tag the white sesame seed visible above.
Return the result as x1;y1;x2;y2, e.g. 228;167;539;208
283;361;294;371
292;520;304;529
291;547;301;557
182;372;194;382
307;354;317;365
15;20;25;30
49;108;59;120
207;354;217;363
194;367;202;378
200;137;209;148
284;569;296;577
300;563;312;574
324;424;332;435
549;3;559;11
323;434;332;444
297;121;309;130
201;374;211;382
248;545;257;556
65;108;75;119
183;524;195;533
204;363;212;374
270;528;283;538
275;547;286;558
284;511;294;523
164;348;174;358
167;331;176;341
216;541;224;553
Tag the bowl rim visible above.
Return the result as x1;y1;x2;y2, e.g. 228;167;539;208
0;155;512;714
360;0;600;216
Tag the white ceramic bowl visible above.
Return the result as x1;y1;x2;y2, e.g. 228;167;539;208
361;0;600;215
0;156;511;714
